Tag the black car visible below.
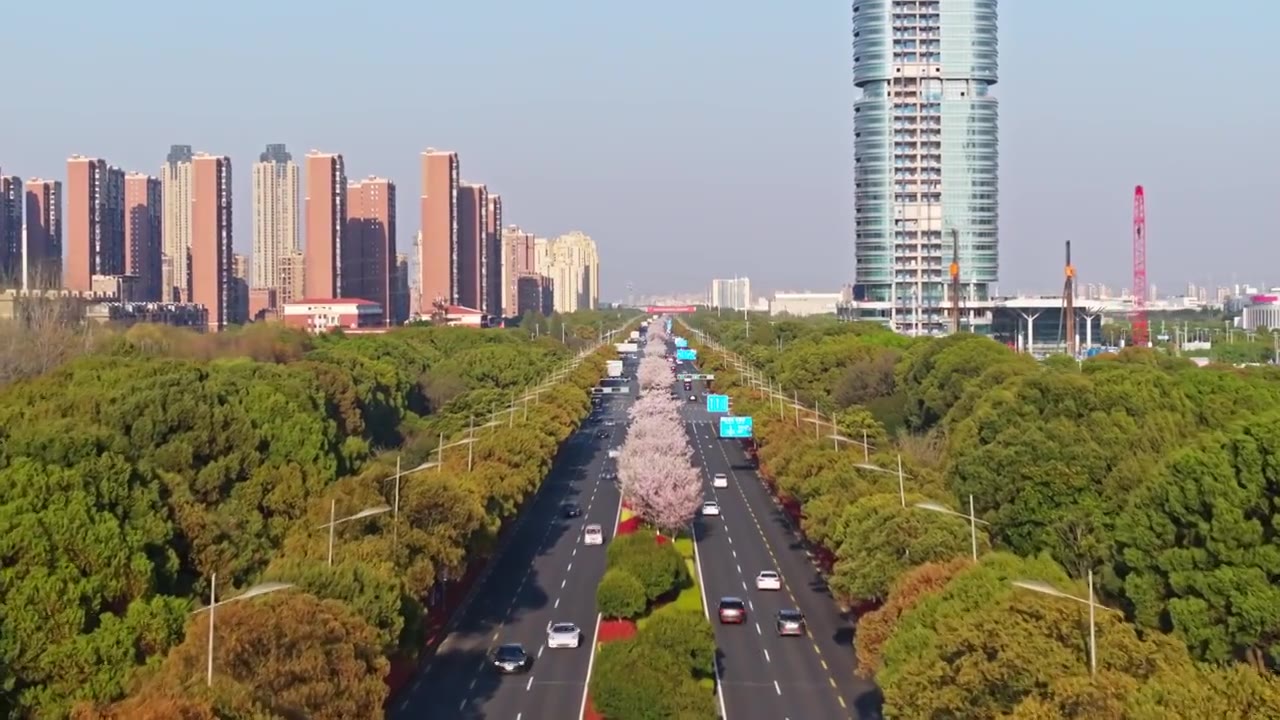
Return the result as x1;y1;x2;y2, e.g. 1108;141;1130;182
490;643;532;673
562;503;582;518
595;430;610;439
683;382;692;391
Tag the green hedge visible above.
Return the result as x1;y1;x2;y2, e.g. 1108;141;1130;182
591;607;718;720
606;529;688;603
596;569;647;620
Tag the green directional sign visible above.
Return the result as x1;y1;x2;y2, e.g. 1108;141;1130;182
676;373;715;381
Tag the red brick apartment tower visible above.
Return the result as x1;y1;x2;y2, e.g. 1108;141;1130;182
419;149;459;313
65;155;125;292
485;193;503;315
304;151;348;300
22;179;62;289
456;182;487;310
0;172;21;283
190;153;233;331
124;173;163;300
347;176;396;321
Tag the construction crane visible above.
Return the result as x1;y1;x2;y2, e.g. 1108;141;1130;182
1063;240;1076;356
949;228;961;334
1132;186;1149;347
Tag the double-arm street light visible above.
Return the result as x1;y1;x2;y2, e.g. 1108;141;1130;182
193;574;293;686
1012;570;1120;678
913;495;988;561
319;500;392;566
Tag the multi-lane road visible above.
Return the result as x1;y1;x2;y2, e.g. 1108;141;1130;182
388;344;881;719
680;364;884;720
390;368;634;720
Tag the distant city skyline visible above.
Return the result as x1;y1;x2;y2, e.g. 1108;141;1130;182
1;2;1277;300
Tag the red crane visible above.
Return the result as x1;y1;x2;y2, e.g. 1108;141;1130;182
1132;185;1148;347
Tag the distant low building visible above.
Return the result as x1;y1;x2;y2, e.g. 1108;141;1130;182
85;301;208;331
769;290;849;317
282;298;383;333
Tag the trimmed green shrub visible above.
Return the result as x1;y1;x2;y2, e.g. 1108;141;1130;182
606;530;688;602
636;606;716;677
596;569;646;619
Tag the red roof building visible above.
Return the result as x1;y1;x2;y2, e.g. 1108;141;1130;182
282;298;383;333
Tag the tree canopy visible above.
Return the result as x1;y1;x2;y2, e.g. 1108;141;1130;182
0;310;635;716
681;310;1280;710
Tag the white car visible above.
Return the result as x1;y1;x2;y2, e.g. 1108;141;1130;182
755;571;782;591
583;524;604;545
712;473;728;488
546;622;582;648
701;501;721;517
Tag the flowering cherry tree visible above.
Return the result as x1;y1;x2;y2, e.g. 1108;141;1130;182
616;334;704;534
636;355;673;392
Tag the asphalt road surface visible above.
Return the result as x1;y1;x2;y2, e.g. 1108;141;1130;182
389;363;636;720
679;362;884;720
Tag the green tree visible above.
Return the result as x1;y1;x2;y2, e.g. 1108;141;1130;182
1113;419;1280;670
606;530;688;602
828;493;985;605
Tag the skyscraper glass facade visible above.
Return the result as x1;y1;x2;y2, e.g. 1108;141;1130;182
852;0;998;334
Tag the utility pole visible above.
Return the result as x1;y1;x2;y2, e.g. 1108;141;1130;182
949;228;961;334
1064;240;1076;357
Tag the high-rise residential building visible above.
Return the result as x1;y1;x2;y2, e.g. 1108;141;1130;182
851;1;999;335
190;153;234;331
0;172;20;284
123;173;163;300
710;277;752;310
544;231;600;313
65;155;125;292
304;151;348;300
392;252;410;325
23;179;61;289
161;145;194;302
252;144;298;307
419;149;459;313
485;194;503;316
501;225;536;316
456;182;488;310
347;176;396;319
279;250;305;306
231;252;250;322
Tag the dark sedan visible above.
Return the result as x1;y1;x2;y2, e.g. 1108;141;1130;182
489;643;532;674
562;503;583;519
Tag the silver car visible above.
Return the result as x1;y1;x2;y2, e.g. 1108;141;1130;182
546;621;582;649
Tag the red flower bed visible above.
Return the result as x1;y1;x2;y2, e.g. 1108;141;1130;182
584;696;604;720
597;618;637;643
616;515;640;535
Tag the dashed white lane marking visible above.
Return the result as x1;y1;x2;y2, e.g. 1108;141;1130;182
775;680;782;695
764;649;771;662
554;597;560;609
526;676;534;691
755;622;762;635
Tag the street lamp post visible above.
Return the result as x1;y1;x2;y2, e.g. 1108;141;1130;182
389;455;442;551
855;454;908;507
320;501;392;566
913;495;989;561
1012;570;1118;678
195;574;293;686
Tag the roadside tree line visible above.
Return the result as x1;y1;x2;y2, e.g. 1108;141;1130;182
589;322;717;719
681;310;1280;718
0;310;637;719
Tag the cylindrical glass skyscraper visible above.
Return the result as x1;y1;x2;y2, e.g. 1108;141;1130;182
852;0;998;334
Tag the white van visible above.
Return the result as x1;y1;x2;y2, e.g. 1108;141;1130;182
583;524;604;546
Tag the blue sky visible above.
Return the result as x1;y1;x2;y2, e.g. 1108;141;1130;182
2;0;1276;300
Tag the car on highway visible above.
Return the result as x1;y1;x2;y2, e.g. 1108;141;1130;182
595;430;610;439
701;500;721;516
775;609;806;636
561;502;582;519
604;419;615;426
712;472;728;488
583;523;604;545
755;570;782;591
489;643;532;673
546;621;582;648
683;381;692;391
717;597;747;624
